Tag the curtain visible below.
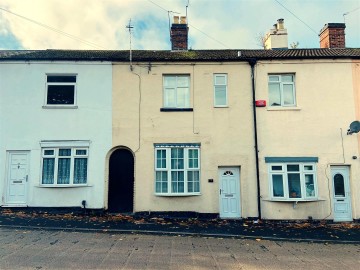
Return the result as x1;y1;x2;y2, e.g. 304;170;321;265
58;158;70;184
42;158;55;184
74;158;87;184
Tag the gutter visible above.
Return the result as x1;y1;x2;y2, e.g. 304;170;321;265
247;58;262;220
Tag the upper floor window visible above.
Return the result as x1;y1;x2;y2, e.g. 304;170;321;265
268;74;295;107
155;143;200;195
46;75;77;106
163;75;190;108
269;163;317;200
214;74;228;107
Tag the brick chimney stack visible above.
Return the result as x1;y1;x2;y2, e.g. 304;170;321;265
171;16;188;50
319;23;346;48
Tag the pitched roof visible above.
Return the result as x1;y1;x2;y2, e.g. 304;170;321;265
0;48;359;62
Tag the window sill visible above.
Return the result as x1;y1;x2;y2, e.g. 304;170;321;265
263;198;325;202
267;106;301;111
42;105;78;109
155;193;201;197
160;108;193;112
36;184;92;188
214;106;229;108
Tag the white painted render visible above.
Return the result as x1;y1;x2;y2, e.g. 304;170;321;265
0;61;112;208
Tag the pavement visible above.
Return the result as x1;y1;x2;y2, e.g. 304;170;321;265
0;208;359;244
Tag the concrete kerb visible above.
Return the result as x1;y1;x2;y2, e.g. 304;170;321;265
1;223;359;245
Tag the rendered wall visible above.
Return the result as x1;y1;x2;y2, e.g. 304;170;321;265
255;59;359;220
0;61;112;209
112;62;258;217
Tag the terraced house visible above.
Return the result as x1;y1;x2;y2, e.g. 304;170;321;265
0;19;359;222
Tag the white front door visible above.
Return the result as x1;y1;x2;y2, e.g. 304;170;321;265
331;166;352;222
219;167;241;219
6;152;29;205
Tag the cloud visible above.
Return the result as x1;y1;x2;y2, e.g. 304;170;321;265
0;0;359;50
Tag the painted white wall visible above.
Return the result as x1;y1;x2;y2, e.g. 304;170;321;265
0;61;112;208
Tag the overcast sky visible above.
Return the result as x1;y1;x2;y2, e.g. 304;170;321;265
0;0;359;51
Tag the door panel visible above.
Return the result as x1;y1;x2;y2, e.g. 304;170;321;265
219;167;241;218
6;152;29;205
331;166;352;222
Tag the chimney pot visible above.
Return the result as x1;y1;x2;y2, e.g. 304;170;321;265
173;16;179;24
277;18;284;30
180;16;187;24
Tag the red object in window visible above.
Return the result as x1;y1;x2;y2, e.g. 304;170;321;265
255;100;266;107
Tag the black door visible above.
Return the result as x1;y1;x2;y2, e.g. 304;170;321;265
108;149;134;213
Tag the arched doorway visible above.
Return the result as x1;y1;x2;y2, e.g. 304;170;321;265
108;148;134;213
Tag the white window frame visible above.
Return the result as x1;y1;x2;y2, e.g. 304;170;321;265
154;146;200;196
268;162;317;201
163;75;190;108
214;74;228;107
45;74;77;107
40;143;89;187
268;74;296;107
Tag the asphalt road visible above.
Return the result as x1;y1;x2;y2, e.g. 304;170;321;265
0;227;359;270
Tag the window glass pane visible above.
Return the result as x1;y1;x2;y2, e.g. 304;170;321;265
74;158;87;184
164;76;176;87
188;149;199;169
215;75;226;85
171;148;184;169
305;174;315;197
304;165;313;171
269;83;281;106
42;158;55;184
288;173;301;198
76;150;87;155
176;87;189;108
282;75;293;82
171;171;184;193
59;149;71;156
187;171;199;193
215;86;227;106
271;165;282;171
269;75;279;82
156;149;166;169
334;173;345;197
272;175;284;197
177;76;189;87
283;84;295;105
164;88;176;107
287;164;299;171
47;75;76;83
47;85;75;105
44;150;54;156
57;158;70;184
156;171;168;193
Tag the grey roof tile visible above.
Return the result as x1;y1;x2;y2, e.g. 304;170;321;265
0;48;359;62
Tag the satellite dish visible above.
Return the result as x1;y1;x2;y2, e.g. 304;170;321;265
347;121;360;135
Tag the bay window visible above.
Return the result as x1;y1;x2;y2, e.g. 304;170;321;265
155;143;200;195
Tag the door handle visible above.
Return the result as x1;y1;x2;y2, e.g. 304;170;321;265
220;189;222;195
25;175;28;182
